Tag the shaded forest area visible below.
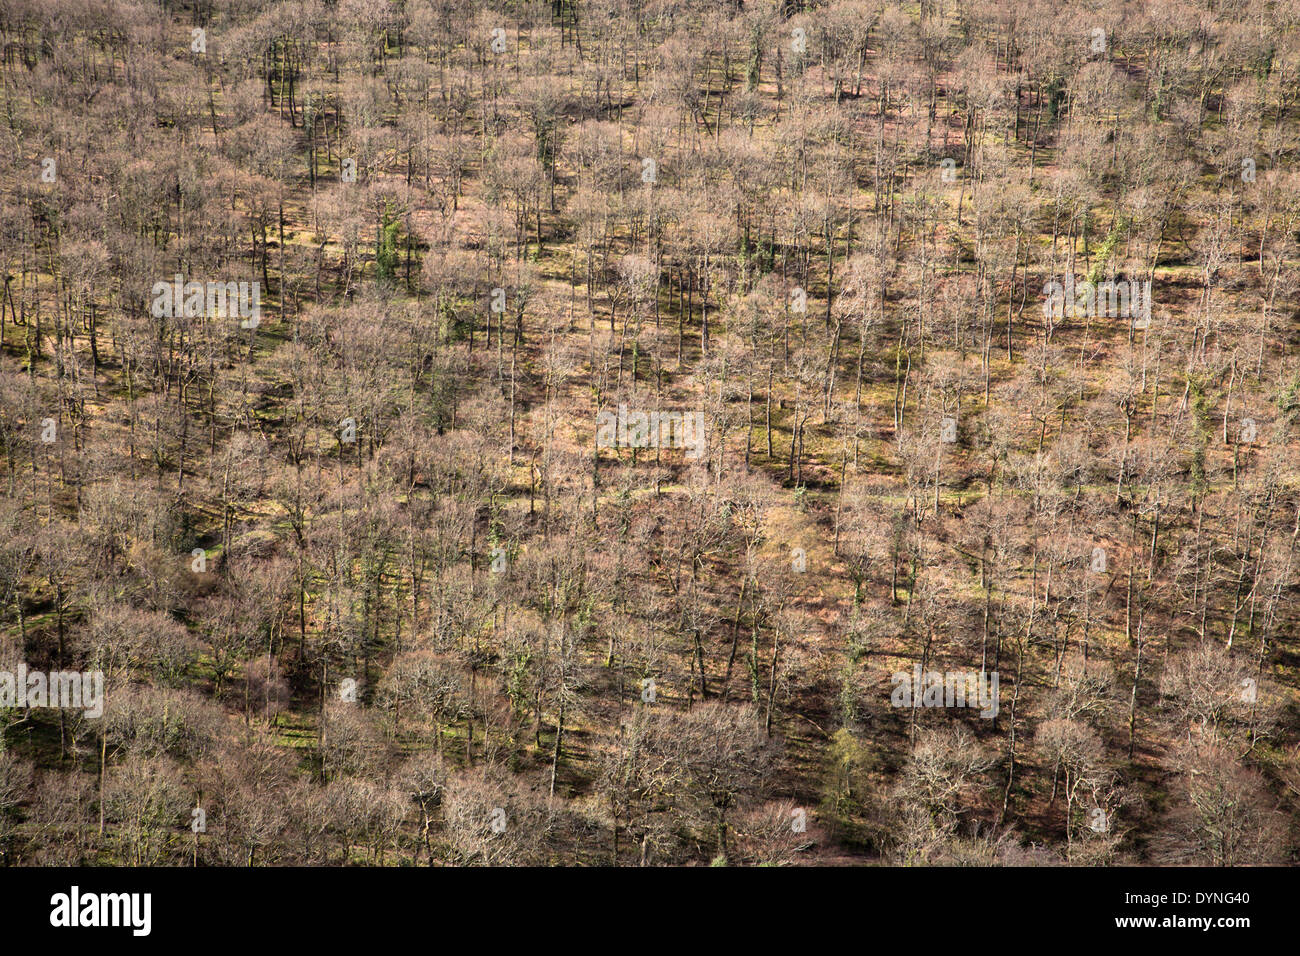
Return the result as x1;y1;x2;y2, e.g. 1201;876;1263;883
0;0;1299;865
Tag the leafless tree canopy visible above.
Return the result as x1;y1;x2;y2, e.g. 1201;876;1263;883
0;0;1296;866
